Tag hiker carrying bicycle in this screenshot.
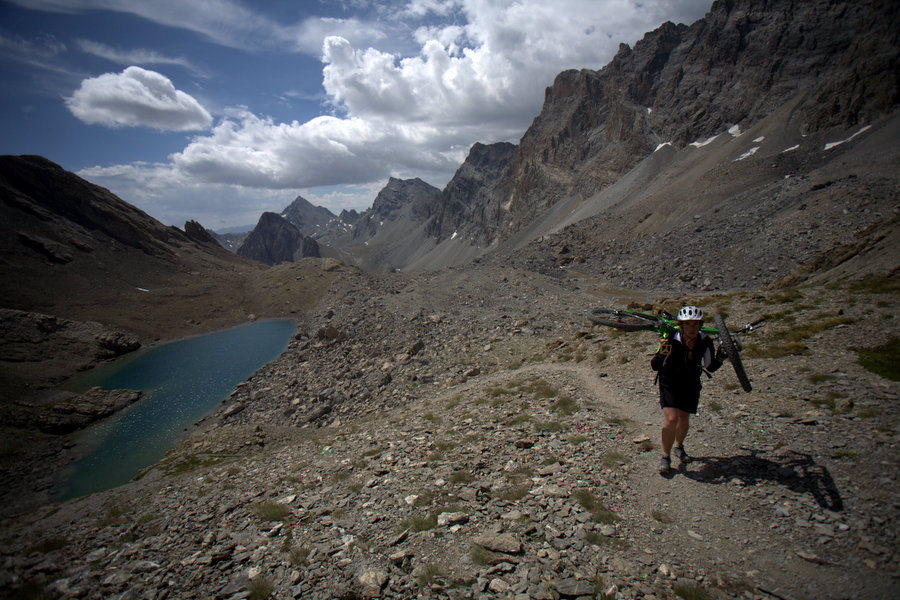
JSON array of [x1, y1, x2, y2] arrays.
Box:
[[651, 305, 727, 475]]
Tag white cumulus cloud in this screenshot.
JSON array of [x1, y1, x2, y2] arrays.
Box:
[[66, 66, 213, 131], [62, 0, 712, 226], [170, 109, 462, 189]]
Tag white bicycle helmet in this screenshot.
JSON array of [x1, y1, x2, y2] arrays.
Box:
[[677, 305, 703, 321]]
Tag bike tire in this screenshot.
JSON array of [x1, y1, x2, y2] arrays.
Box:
[[714, 314, 752, 392], [586, 308, 657, 332]]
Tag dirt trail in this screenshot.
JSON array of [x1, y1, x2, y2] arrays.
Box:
[[465, 360, 886, 599]]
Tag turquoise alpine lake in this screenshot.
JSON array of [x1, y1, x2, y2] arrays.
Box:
[[55, 319, 296, 501]]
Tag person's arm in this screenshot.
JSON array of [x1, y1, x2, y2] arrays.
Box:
[[706, 339, 725, 372], [651, 337, 671, 371]]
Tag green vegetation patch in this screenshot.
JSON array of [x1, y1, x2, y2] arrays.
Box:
[[398, 514, 437, 533], [572, 489, 620, 524], [551, 396, 579, 416], [744, 341, 808, 358], [248, 577, 274, 600], [673, 583, 713, 600], [773, 315, 855, 343], [422, 411, 442, 424], [534, 421, 566, 433], [159, 452, 235, 477], [499, 375, 559, 399], [807, 373, 836, 384], [847, 276, 900, 295], [470, 544, 504, 566], [450, 470, 474, 484], [397, 504, 465, 534], [857, 337, 900, 381], [585, 530, 628, 547], [494, 485, 531, 501], [28, 537, 69, 554], [416, 563, 447, 587], [505, 413, 532, 426], [250, 501, 291, 522], [601, 452, 629, 468]]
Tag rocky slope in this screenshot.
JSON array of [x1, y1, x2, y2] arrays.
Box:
[[2, 265, 896, 599], [489, 0, 899, 239], [492, 108, 900, 292]]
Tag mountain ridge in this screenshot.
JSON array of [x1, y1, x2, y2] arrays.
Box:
[[254, 0, 897, 278]]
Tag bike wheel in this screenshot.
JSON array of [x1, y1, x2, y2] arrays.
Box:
[[714, 314, 752, 392], [586, 308, 657, 331]]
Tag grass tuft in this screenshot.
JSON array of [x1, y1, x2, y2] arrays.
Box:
[[422, 411, 442, 424], [397, 513, 438, 533], [505, 413, 532, 426], [585, 530, 628, 547], [551, 396, 579, 416], [28, 537, 69, 554], [250, 501, 291, 522], [857, 337, 900, 381], [572, 489, 620, 524], [248, 577, 273, 600], [601, 452, 628, 468], [450, 470, 474, 484], [416, 563, 446, 587], [673, 583, 712, 600], [534, 421, 566, 433], [495, 484, 530, 501]]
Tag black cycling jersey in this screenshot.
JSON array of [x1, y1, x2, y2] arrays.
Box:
[[651, 331, 722, 413]]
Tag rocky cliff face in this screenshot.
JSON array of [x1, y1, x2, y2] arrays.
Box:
[[425, 142, 518, 245], [352, 177, 441, 240], [281, 195, 337, 236], [237, 212, 321, 266], [494, 0, 899, 236]]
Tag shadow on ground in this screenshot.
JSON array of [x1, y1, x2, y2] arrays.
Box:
[[681, 448, 844, 511]]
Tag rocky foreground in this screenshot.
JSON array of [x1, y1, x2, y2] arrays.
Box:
[[1, 265, 898, 599]]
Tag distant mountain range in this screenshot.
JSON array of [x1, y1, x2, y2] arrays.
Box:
[[232, 0, 898, 277]]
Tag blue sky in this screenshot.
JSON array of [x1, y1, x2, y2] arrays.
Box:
[[0, 0, 710, 231]]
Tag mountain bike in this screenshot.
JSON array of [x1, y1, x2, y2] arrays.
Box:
[[585, 307, 765, 392]]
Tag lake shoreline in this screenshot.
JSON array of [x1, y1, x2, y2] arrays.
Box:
[[0, 318, 298, 519]]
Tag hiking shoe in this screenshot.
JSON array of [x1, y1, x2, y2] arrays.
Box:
[[658, 456, 671, 474], [673, 446, 689, 463]]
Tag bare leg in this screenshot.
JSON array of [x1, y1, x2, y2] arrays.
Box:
[[662, 407, 691, 455], [675, 410, 690, 448], [661, 407, 679, 456]]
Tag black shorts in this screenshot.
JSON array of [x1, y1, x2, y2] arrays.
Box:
[[659, 385, 700, 414]]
